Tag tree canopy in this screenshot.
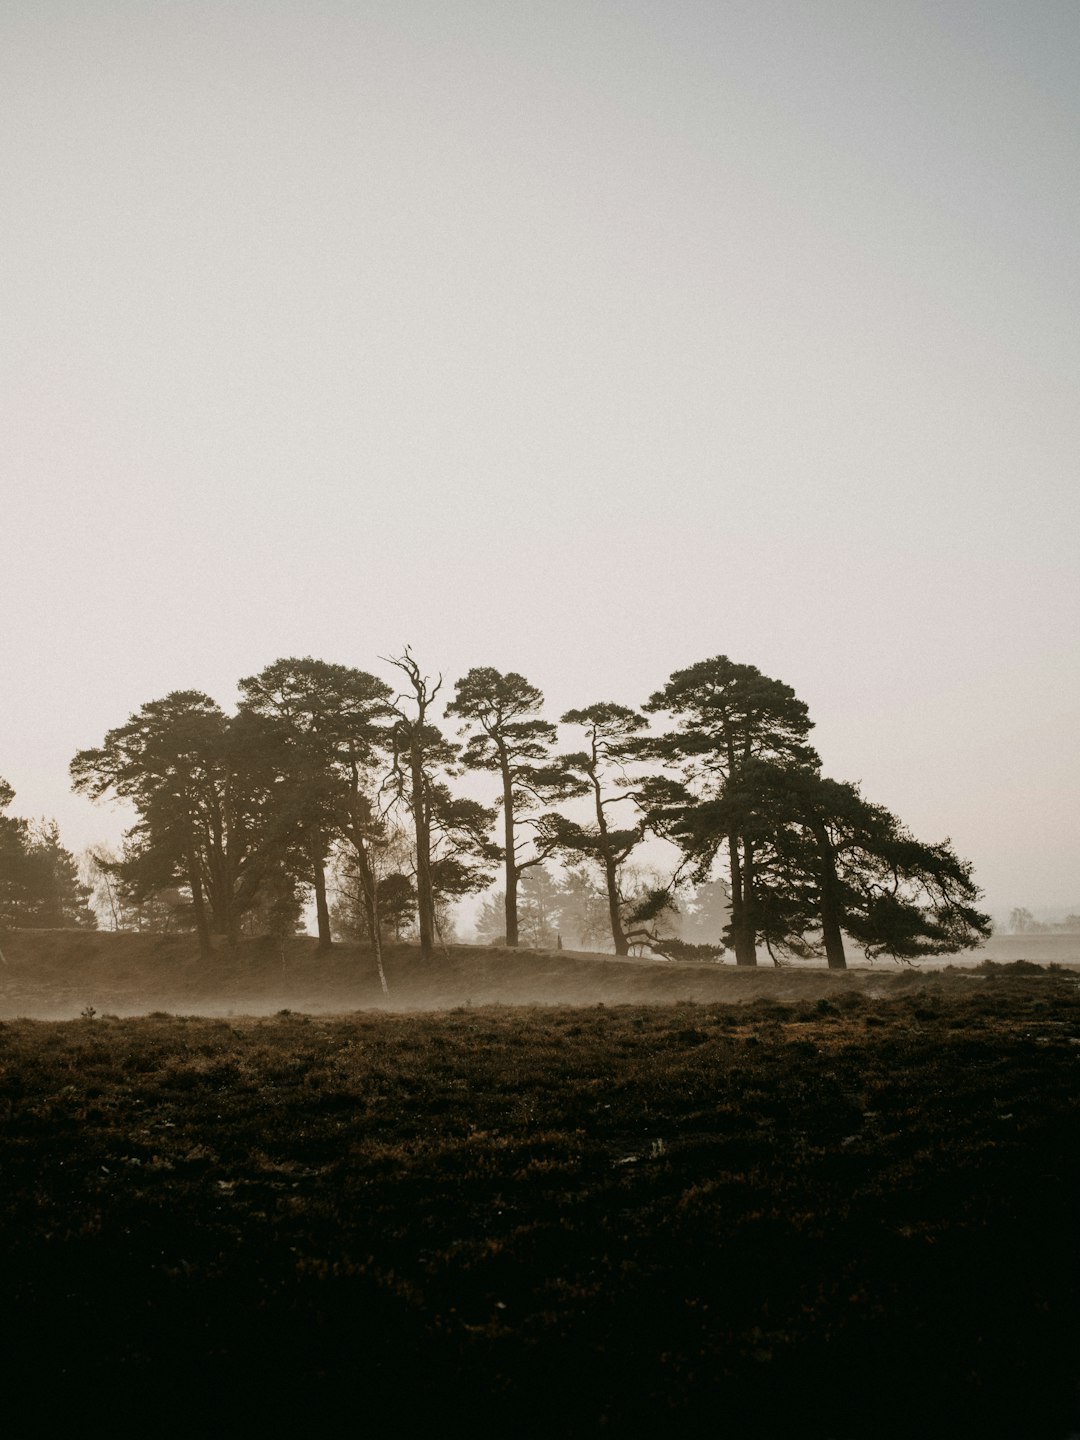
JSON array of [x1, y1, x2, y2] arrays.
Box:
[[237, 657, 394, 949], [0, 779, 95, 933], [56, 648, 990, 968], [642, 661, 989, 966], [447, 667, 584, 947]]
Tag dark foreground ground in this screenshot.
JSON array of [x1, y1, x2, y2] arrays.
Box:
[[1, 942, 1079, 1436]]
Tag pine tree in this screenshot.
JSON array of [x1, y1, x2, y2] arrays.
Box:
[[0, 781, 95, 931], [644, 657, 818, 965], [71, 692, 306, 953], [237, 657, 394, 951], [447, 668, 584, 947], [536, 704, 649, 956]]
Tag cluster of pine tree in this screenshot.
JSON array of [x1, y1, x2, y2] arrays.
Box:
[[0, 779, 95, 933], [67, 651, 991, 969]]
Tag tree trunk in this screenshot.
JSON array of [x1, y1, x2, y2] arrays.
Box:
[[411, 752, 436, 961], [344, 787, 389, 996], [367, 871, 389, 998], [502, 762, 519, 947], [348, 832, 389, 997], [732, 925, 757, 966], [810, 820, 847, 970], [206, 797, 232, 939], [311, 828, 332, 950], [504, 864, 519, 947], [728, 835, 757, 966], [604, 853, 629, 955], [187, 850, 212, 957], [352, 839, 378, 947], [591, 766, 628, 956]]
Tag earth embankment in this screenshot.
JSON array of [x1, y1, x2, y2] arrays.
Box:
[[1, 927, 1075, 1018]]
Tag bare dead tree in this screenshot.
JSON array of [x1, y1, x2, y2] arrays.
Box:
[[381, 647, 448, 964]]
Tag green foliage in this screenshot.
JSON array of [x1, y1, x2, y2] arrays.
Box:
[[740, 762, 992, 963], [643, 658, 989, 966], [0, 779, 29, 929], [237, 657, 396, 947], [60, 648, 989, 966], [475, 864, 583, 949], [84, 843, 198, 934], [0, 781, 94, 930], [237, 657, 394, 833], [20, 821, 97, 929], [534, 704, 650, 955], [645, 656, 818, 773], [447, 668, 551, 777], [448, 667, 586, 947], [331, 830, 417, 944], [70, 691, 312, 947]]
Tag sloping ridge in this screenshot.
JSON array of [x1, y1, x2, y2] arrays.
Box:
[[0, 927, 1074, 1018]]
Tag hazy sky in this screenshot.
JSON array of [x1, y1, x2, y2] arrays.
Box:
[[2, 0, 1077, 916]]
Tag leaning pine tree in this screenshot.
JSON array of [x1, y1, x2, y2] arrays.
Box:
[[643, 658, 991, 967], [740, 761, 992, 968], [644, 658, 818, 966]]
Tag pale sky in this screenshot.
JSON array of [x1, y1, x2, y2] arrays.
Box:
[[2, 0, 1077, 917]]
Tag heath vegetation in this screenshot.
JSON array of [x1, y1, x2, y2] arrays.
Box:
[[1, 952, 1078, 1436]]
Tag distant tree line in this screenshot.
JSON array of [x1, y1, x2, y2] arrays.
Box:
[[0, 778, 95, 938], [1007, 907, 1080, 936], [473, 863, 733, 955], [62, 651, 991, 970]]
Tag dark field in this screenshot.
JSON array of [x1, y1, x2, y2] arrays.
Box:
[[2, 942, 1079, 1436]]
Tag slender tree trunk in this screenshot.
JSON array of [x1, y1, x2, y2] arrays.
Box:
[[220, 851, 240, 946], [387, 653, 443, 965], [592, 767, 628, 956], [724, 732, 757, 966], [810, 820, 847, 969], [727, 832, 743, 950], [212, 790, 244, 947], [411, 753, 436, 962], [207, 799, 232, 939], [311, 827, 332, 950], [349, 834, 389, 997], [502, 761, 519, 947], [505, 861, 519, 948], [372, 927, 389, 997], [741, 842, 758, 965], [345, 788, 389, 996], [367, 870, 389, 998], [187, 849, 212, 957], [351, 838, 379, 948]]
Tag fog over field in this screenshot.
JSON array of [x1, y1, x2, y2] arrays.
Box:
[[0, 1, 1076, 928]]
